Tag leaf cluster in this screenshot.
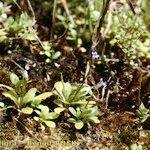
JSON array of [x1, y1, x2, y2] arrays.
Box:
[[0, 72, 100, 130]]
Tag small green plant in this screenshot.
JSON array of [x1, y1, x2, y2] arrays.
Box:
[[130, 143, 142, 150], [3, 13, 37, 41], [0, 72, 52, 114], [34, 105, 59, 128], [0, 2, 11, 42], [68, 105, 100, 129], [0, 2, 11, 22], [108, 2, 150, 59], [55, 0, 101, 50], [0, 101, 12, 110], [39, 41, 61, 63], [137, 103, 149, 122], [53, 81, 94, 109], [0, 2, 37, 43], [0, 101, 12, 122]]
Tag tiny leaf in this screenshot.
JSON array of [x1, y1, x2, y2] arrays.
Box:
[[46, 112, 59, 120], [21, 107, 33, 114], [44, 121, 56, 128], [32, 92, 53, 106], [38, 105, 49, 114], [0, 102, 4, 108], [67, 118, 76, 123], [75, 120, 84, 129], [69, 107, 77, 117], [23, 88, 37, 105], [10, 73, 20, 85], [2, 91, 19, 107], [89, 116, 100, 123], [53, 51, 61, 59], [33, 116, 39, 121], [0, 84, 15, 91], [54, 107, 65, 114], [53, 99, 63, 107]]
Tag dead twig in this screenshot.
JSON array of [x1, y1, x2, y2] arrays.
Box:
[[90, 0, 111, 54], [26, 0, 35, 20], [126, 0, 136, 15], [50, 0, 57, 40], [61, 0, 75, 27], [104, 1, 115, 36], [13, 0, 22, 10], [13, 117, 40, 142]]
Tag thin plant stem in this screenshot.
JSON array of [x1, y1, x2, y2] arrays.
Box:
[[26, 0, 35, 20], [50, 0, 57, 40]]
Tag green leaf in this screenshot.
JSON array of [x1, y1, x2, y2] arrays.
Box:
[[69, 107, 77, 117], [45, 51, 51, 57], [32, 92, 53, 106], [54, 81, 66, 101], [2, 91, 19, 107], [33, 116, 39, 121], [130, 143, 142, 150], [89, 116, 100, 123], [21, 107, 33, 114], [53, 51, 61, 59], [138, 103, 149, 115], [53, 99, 63, 107], [54, 107, 65, 114], [0, 29, 7, 36], [45, 112, 59, 120], [54, 81, 63, 91], [137, 103, 149, 122], [76, 107, 81, 118], [38, 105, 49, 114], [90, 106, 99, 115], [72, 85, 91, 102], [42, 41, 52, 51], [0, 102, 5, 108], [44, 120, 56, 128], [71, 101, 87, 105], [75, 120, 84, 129], [22, 88, 37, 105], [67, 118, 76, 123], [80, 85, 91, 95], [0, 84, 15, 91], [10, 73, 20, 85], [88, 101, 96, 105], [62, 82, 72, 100], [34, 110, 41, 116]]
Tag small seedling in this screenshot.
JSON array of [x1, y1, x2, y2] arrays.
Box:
[[68, 105, 100, 130], [130, 143, 142, 150], [39, 41, 61, 63], [137, 103, 149, 122], [34, 105, 59, 128]]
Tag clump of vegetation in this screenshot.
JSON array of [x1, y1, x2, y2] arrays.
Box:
[[0, 72, 99, 130], [137, 103, 149, 122], [39, 41, 61, 63], [68, 105, 99, 129], [106, 2, 150, 60], [53, 80, 99, 129], [53, 81, 93, 108], [0, 0, 150, 149], [0, 71, 52, 115], [34, 105, 59, 128]]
